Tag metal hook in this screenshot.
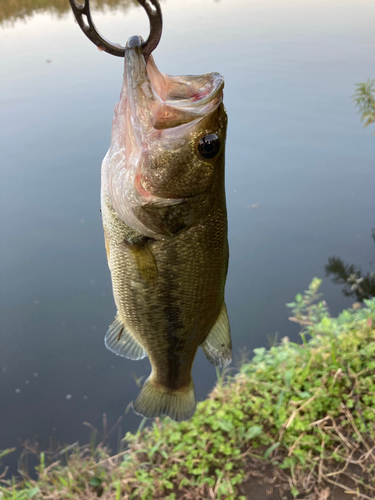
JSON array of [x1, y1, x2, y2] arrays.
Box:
[[68, 0, 162, 61]]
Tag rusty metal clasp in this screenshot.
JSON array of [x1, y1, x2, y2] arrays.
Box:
[[68, 0, 162, 61]]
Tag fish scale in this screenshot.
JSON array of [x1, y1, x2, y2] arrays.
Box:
[[101, 37, 232, 421], [104, 197, 228, 383]]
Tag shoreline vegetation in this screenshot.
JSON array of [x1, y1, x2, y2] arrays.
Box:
[[1, 279, 375, 499]]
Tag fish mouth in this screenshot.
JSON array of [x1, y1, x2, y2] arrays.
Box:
[[102, 37, 226, 239], [125, 36, 224, 132]]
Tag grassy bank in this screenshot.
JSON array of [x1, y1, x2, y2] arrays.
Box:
[[1, 279, 375, 500]]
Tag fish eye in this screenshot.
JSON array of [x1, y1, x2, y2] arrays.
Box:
[[197, 133, 220, 159]]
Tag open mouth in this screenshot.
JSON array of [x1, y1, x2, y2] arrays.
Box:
[[103, 38, 226, 238], [142, 54, 224, 130], [147, 56, 224, 107], [123, 37, 224, 134]]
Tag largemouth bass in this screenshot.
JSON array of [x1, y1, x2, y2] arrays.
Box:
[[101, 36, 231, 421]]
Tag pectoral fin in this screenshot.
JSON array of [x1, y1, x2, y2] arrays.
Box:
[[124, 237, 158, 283], [104, 232, 111, 269], [201, 303, 232, 368], [105, 314, 147, 360]]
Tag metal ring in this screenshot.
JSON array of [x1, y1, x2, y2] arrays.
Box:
[[68, 0, 162, 61]]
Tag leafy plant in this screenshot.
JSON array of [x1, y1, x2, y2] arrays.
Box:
[[353, 78, 375, 132], [1, 281, 375, 499]]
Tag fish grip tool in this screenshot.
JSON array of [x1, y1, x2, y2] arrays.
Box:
[[68, 0, 162, 62]]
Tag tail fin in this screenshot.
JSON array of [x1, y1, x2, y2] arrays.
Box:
[[132, 377, 196, 422]]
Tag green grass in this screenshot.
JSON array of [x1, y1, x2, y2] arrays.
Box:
[[1, 279, 375, 499]]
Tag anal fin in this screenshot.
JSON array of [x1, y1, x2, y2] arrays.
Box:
[[201, 302, 232, 368], [105, 314, 147, 360]]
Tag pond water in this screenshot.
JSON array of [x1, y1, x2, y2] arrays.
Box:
[[0, 0, 374, 475]]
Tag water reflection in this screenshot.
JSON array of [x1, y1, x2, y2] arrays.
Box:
[[325, 229, 375, 302], [326, 82, 375, 302], [0, 0, 137, 24]]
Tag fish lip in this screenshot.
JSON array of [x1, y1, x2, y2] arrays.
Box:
[[160, 73, 224, 109], [124, 37, 224, 131]]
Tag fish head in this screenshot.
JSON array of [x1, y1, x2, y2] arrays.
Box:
[[102, 36, 227, 237]]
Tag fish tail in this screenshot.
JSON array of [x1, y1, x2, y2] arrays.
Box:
[[132, 377, 196, 422]]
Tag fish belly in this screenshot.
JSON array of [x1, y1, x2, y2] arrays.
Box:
[[102, 192, 228, 419], [103, 193, 227, 368]]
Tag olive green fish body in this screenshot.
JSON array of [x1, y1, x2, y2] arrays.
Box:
[[101, 36, 231, 421]]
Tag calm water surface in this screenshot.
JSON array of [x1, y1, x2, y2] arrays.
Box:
[[1, 0, 374, 474]]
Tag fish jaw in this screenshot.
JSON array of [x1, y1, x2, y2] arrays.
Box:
[[101, 36, 227, 239]]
